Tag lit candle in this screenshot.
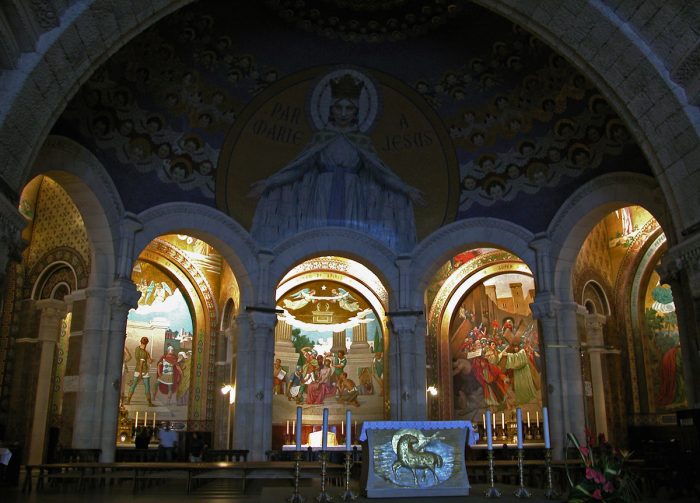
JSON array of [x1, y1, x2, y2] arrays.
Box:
[[527, 411, 531, 429], [486, 409, 493, 450], [501, 412, 505, 430], [536, 411, 540, 428], [345, 409, 352, 451], [135, 411, 139, 426], [492, 413, 496, 431], [322, 408, 329, 450], [516, 408, 523, 448], [144, 411, 148, 428], [295, 406, 302, 451], [482, 413, 486, 427], [543, 406, 551, 449], [354, 420, 357, 437], [152, 413, 156, 428], [286, 420, 289, 435], [341, 420, 344, 435]]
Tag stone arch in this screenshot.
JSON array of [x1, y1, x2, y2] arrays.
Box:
[[27, 247, 88, 299], [549, 172, 669, 303], [581, 280, 611, 316], [30, 136, 123, 288], [411, 218, 536, 310], [134, 202, 257, 308], [0, 0, 195, 191], [476, 0, 700, 237], [269, 228, 399, 311]]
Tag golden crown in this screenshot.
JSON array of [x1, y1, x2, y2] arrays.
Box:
[[330, 74, 364, 100]]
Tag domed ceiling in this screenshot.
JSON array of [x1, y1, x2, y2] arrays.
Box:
[[52, 0, 650, 240]]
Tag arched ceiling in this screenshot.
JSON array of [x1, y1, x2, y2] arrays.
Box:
[[49, 0, 652, 238]]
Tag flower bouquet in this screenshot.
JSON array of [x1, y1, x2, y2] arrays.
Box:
[[566, 430, 640, 502]]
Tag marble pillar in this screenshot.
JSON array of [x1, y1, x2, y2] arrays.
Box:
[[585, 312, 609, 440], [232, 310, 277, 460], [99, 280, 140, 462], [531, 295, 586, 459], [28, 299, 66, 464], [387, 313, 426, 421], [350, 322, 370, 350], [331, 330, 347, 353], [72, 287, 110, 449]]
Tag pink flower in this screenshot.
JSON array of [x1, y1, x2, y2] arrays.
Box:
[[585, 467, 597, 480], [579, 446, 589, 456], [592, 489, 603, 500], [594, 471, 606, 484], [603, 481, 615, 493]]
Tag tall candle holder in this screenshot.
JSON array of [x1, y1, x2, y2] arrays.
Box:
[[288, 450, 306, 503], [500, 425, 507, 440], [316, 451, 332, 502], [513, 448, 531, 498], [340, 450, 357, 501], [484, 449, 501, 498], [543, 448, 558, 499]]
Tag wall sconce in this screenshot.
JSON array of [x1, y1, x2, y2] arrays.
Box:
[[427, 385, 438, 396], [221, 384, 236, 404]]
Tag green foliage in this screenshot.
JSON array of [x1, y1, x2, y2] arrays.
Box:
[[372, 326, 382, 353], [566, 431, 639, 502], [643, 308, 663, 335]]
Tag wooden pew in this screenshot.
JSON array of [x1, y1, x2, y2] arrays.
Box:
[[23, 460, 346, 495]]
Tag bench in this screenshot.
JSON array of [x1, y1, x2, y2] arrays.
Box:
[[23, 460, 345, 495]]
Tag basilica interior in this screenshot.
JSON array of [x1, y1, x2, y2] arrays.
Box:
[[0, 1, 699, 496]]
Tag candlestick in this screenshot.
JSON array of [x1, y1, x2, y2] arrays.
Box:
[[482, 413, 486, 428], [536, 411, 540, 428], [287, 420, 290, 436], [516, 408, 523, 448], [144, 411, 148, 428], [543, 406, 551, 449], [486, 409, 493, 450], [345, 409, 352, 451], [341, 420, 344, 435], [527, 411, 530, 429], [152, 412, 156, 428], [492, 413, 496, 432], [135, 411, 139, 427], [295, 406, 302, 451], [322, 408, 329, 450]]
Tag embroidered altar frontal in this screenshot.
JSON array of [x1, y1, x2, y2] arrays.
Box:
[[360, 421, 476, 498]]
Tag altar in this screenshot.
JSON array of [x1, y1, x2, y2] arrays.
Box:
[[359, 420, 478, 498]]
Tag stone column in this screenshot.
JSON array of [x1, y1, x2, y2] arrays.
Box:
[[387, 313, 425, 420], [231, 310, 277, 460], [99, 280, 140, 462], [659, 237, 700, 408], [331, 330, 347, 353], [350, 323, 370, 350], [71, 287, 109, 449], [231, 312, 252, 452], [27, 299, 66, 465], [273, 319, 298, 379], [530, 295, 586, 459], [585, 312, 609, 440]]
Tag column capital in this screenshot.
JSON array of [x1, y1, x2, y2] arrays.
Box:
[[247, 309, 278, 334], [387, 311, 421, 337], [35, 298, 67, 320], [108, 278, 141, 313], [659, 232, 700, 297]]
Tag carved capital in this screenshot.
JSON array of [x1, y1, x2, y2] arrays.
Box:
[[661, 232, 700, 297], [108, 279, 141, 315]]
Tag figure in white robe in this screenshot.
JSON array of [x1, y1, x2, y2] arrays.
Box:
[[249, 69, 422, 251]]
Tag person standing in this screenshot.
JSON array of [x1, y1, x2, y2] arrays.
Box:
[[126, 337, 153, 406], [158, 421, 178, 461]]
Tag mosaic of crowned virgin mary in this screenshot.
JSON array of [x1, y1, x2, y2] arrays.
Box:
[[249, 68, 423, 251]]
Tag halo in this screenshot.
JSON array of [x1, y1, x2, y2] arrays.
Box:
[[309, 68, 380, 133]]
